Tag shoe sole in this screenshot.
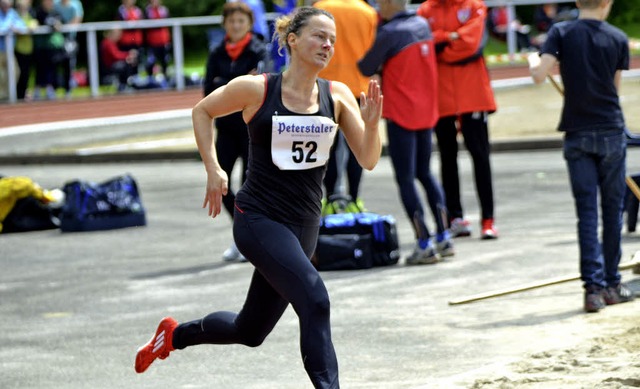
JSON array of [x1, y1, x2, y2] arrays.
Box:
[[406, 257, 439, 265], [222, 253, 243, 261], [604, 296, 635, 305], [223, 254, 248, 262], [438, 248, 455, 257], [135, 336, 156, 373]]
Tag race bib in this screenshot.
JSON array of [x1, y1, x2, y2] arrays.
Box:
[[271, 115, 338, 170]]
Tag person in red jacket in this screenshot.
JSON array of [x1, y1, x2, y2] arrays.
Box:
[[100, 28, 138, 91], [144, 0, 171, 80], [417, 0, 498, 239], [358, 0, 454, 265], [116, 0, 143, 76]]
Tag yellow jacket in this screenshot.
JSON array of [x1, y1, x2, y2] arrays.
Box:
[[0, 177, 52, 233]]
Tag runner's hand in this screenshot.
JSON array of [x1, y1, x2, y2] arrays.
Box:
[[203, 169, 228, 218], [359, 80, 383, 130]]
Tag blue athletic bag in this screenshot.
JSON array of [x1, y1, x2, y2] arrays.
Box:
[[313, 212, 400, 270], [60, 174, 147, 232]]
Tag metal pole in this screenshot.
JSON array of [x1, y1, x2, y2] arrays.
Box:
[[448, 260, 640, 305], [87, 29, 100, 98], [506, 4, 517, 63], [5, 33, 17, 103], [172, 25, 185, 91]]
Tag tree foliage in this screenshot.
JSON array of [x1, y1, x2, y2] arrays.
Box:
[[609, 1, 640, 25]]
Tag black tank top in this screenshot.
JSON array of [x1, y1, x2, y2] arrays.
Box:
[[235, 73, 337, 226]]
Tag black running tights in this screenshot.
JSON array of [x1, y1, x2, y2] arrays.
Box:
[[172, 209, 339, 389]]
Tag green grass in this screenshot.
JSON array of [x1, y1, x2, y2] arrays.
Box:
[[184, 54, 208, 77], [484, 38, 509, 57]]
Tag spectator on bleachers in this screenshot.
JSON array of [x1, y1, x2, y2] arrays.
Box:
[[116, 0, 143, 75], [534, 3, 557, 33], [532, 3, 578, 47], [144, 0, 170, 82], [202, 1, 267, 262], [0, 0, 27, 100], [53, 0, 80, 98], [33, 0, 64, 100], [487, 5, 536, 52], [100, 27, 138, 92], [14, 0, 36, 100], [54, 0, 82, 22], [232, 0, 269, 41]]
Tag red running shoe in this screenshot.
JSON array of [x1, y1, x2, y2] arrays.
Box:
[[481, 218, 498, 240], [135, 317, 178, 373]]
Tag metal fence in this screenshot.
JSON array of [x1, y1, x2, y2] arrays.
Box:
[[1, 0, 574, 104]]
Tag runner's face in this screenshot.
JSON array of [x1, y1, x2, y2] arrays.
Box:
[[289, 15, 336, 69], [224, 11, 252, 43]]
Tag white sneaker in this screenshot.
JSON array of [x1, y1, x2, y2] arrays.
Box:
[[405, 244, 439, 265], [222, 243, 246, 262], [450, 218, 472, 238]]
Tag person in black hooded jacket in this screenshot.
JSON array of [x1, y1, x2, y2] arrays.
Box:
[[203, 1, 267, 262]]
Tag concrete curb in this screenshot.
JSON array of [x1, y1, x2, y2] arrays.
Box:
[[7, 69, 640, 166], [0, 137, 564, 165]]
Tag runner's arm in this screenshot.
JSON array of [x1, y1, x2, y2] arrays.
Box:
[[335, 80, 383, 171], [192, 75, 263, 218]]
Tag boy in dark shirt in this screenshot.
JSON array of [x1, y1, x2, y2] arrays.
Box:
[[528, 0, 635, 313]]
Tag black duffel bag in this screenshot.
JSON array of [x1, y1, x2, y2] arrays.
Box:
[[313, 212, 400, 271]]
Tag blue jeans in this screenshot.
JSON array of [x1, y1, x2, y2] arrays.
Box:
[[563, 129, 626, 288], [386, 120, 447, 239]]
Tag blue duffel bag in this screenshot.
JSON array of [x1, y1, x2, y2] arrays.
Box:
[[313, 212, 400, 271], [60, 174, 147, 232]]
